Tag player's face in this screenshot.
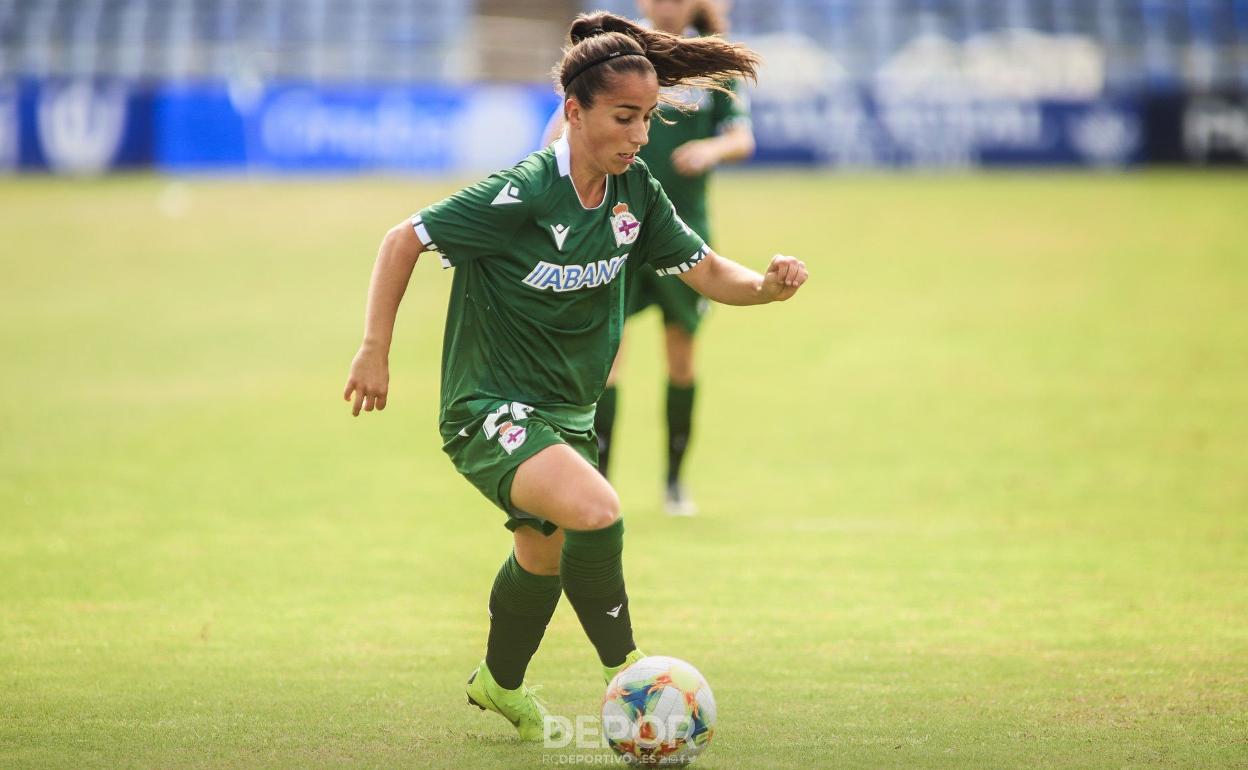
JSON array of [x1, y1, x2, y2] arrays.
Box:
[[575, 70, 659, 176], [640, 0, 697, 34]]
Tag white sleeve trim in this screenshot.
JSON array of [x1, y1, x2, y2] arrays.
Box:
[[410, 214, 438, 252], [655, 245, 708, 276], [411, 214, 454, 269]]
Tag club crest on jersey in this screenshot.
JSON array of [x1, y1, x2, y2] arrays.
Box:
[[610, 202, 641, 246]]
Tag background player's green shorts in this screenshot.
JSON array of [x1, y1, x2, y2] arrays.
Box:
[[440, 400, 597, 536], [627, 216, 713, 334], [627, 268, 711, 335]]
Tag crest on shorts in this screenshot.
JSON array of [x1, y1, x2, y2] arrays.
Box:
[[497, 421, 527, 454], [482, 402, 534, 456], [610, 202, 641, 246]]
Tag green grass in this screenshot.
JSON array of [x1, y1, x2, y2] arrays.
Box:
[[1, 171, 1245, 769]]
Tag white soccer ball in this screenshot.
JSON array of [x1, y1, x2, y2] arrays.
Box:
[[601, 656, 717, 766]]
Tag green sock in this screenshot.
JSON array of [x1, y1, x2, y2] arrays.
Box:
[[561, 519, 635, 667], [485, 552, 562, 690], [666, 381, 695, 484], [594, 386, 618, 478]]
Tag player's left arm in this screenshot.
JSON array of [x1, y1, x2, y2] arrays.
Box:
[[671, 124, 755, 177], [672, 80, 755, 176], [678, 249, 807, 306]]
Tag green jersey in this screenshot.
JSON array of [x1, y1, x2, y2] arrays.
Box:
[[640, 79, 750, 242], [414, 134, 708, 431]]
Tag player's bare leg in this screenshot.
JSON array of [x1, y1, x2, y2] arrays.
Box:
[[665, 325, 695, 387], [663, 324, 698, 516], [513, 526, 563, 576]]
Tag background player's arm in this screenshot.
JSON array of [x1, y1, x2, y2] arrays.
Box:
[[343, 221, 427, 416], [679, 249, 807, 305], [542, 109, 565, 146], [671, 123, 755, 176]]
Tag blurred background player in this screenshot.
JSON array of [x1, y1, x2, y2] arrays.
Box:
[[548, 0, 755, 516]]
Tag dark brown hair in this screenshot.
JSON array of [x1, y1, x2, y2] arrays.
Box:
[[555, 11, 759, 108], [690, 0, 728, 36]]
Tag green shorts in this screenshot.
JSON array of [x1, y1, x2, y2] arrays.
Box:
[[440, 400, 597, 535], [627, 257, 711, 334]]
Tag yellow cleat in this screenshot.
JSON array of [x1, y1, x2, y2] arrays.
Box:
[[465, 660, 561, 743]]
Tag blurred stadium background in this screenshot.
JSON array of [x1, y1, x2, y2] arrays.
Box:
[[3, 0, 1247, 173], [2, 2, 1246, 768]]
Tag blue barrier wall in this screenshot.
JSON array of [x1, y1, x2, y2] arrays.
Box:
[[2, 77, 1243, 174], [2, 78, 561, 175], [3, 79, 155, 173], [155, 82, 561, 173], [750, 88, 1147, 167]]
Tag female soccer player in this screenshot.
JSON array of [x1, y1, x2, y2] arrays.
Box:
[[343, 12, 806, 742], [596, 0, 756, 516]]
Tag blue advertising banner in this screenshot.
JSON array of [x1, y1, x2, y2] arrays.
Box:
[[0, 80, 17, 172], [8, 78, 154, 173], [1144, 91, 1248, 165], [155, 82, 561, 173], [0, 77, 1206, 174], [750, 84, 1145, 168], [5, 78, 561, 175]]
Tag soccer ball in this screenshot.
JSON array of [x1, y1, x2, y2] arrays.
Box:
[[601, 656, 716, 766]]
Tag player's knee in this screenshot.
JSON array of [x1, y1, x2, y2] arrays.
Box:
[[669, 365, 695, 387], [572, 491, 620, 531]]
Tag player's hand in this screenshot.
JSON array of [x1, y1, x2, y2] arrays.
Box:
[[343, 345, 389, 416], [759, 254, 808, 303], [671, 140, 718, 176]]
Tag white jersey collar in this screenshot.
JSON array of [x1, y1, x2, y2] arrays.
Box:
[[554, 131, 571, 177], [555, 129, 610, 211]]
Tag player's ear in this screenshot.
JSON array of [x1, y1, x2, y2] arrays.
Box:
[[564, 97, 583, 129]]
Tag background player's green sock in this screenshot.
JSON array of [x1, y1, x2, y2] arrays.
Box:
[[594, 385, 618, 477], [561, 519, 635, 667], [485, 551, 562, 690], [666, 381, 696, 484]]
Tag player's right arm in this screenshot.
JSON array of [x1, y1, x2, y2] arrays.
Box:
[[343, 220, 426, 417]]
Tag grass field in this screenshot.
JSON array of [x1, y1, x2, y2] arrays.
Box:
[[1, 171, 1245, 769]]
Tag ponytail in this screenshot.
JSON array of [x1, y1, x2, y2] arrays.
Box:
[[555, 11, 758, 107]]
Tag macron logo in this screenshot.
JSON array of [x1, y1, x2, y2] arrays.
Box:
[[550, 224, 570, 251], [606, 603, 623, 618], [492, 183, 522, 206]]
